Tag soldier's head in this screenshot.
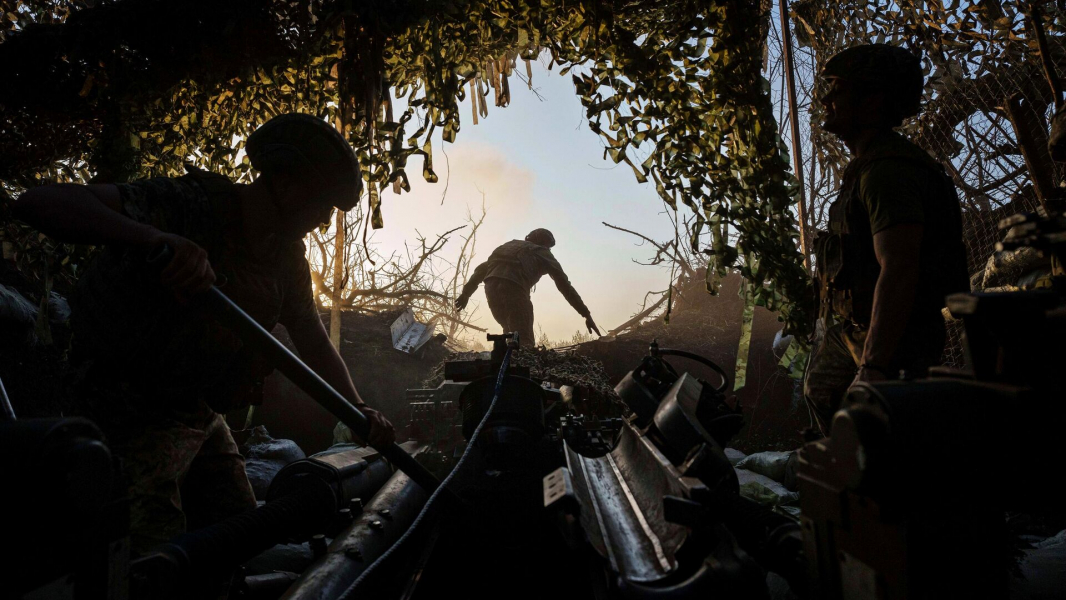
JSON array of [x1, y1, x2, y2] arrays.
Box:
[[820, 44, 924, 139], [525, 228, 556, 248], [247, 113, 361, 237]]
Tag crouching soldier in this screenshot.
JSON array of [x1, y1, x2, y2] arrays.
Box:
[[14, 114, 395, 554]]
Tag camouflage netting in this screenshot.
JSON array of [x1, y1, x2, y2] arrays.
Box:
[[778, 0, 1066, 366], [423, 348, 621, 405]]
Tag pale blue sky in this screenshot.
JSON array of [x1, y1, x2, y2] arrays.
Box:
[[370, 59, 678, 343]]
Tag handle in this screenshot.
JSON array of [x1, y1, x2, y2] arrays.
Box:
[[147, 243, 443, 494]]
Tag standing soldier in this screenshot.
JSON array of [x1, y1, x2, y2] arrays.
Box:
[[805, 44, 970, 435], [455, 228, 600, 346], [13, 113, 396, 554]]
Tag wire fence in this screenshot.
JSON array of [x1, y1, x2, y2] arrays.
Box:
[[767, 0, 1064, 366]]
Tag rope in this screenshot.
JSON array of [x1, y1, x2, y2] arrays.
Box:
[[339, 342, 515, 598]]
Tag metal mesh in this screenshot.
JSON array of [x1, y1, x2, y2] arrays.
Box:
[[767, 0, 1063, 367]]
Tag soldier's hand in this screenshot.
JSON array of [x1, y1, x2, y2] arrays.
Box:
[[585, 316, 602, 336], [360, 405, 396, 447], [152, 232, 216, 296], [454, 295, 469, 311]]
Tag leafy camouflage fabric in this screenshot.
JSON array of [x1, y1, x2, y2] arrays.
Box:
[[460, 239, 590, 318]]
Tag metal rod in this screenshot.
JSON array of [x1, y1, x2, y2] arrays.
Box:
[[1027, 1, 1063, 111], [0, 374, 15, 421], [201, 286, 443, 495], [778, 0, 811, 272]]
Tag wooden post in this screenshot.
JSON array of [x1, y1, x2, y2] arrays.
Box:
[[329, 209, 345, 349], [778, 0, 811, 271]]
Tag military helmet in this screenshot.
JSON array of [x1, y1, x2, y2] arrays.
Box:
[[246, 113, 362, 211], [525, 228, 556, 248], [822, 44, 924, 123]]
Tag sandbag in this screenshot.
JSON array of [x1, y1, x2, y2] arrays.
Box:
[[736, 451, 794, 483], [724, 447, 747, 466], [1012, 529, 1066, 600], [240, 426, 306, 500], [736, 468, 799, 507]]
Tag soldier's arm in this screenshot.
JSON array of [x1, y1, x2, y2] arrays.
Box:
[[14, 183, 214, 294], [541, 250, 591, 318], [540, 250, 601, 334], [456, 261, 490, 309], [287, 318, 396, 446], [860, 224, 923, 379], [14, 184, 158, 246]]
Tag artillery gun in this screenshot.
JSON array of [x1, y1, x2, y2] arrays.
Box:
[[3, 329, 807, 599], [9, 208, 1063, 598]]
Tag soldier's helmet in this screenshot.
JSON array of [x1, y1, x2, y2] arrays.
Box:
[[525, 228, 556, 248], [246, 113, 362, 211], [822, 44, 924, 125]]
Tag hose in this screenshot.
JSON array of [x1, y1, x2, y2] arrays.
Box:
[[338, 341, 516, 599]]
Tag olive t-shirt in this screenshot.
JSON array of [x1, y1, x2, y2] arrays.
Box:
[[71, 168, 320, 411], [829, 131, 969, 325]]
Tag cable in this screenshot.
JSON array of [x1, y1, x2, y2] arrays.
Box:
[[339, 342, 515, 599]]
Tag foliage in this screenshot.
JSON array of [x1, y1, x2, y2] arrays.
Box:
[[1, 0, 813, 336]]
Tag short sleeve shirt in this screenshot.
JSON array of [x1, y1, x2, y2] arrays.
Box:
[[827, 131, 968, 324], [857, 158, 936, 235], [71, 168, 320, 409]]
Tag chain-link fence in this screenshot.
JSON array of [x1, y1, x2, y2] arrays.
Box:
[[768, 0, 1063, 367]]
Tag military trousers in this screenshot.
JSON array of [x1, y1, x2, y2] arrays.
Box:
[[803, 318, 945, 436], [484, 277, 536, 348], [78, 383, 258, 555]]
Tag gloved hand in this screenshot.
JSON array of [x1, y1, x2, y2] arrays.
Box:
[[585, 316, 602, 336], [455, 295, 469, 311]]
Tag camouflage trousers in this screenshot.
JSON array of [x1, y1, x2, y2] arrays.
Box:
[[803, 319, 945, 436], [78, 383, 257, 555], [484, 278, 536, 348]]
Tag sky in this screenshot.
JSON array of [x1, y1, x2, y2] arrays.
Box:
[[366, 59, 679, 344]]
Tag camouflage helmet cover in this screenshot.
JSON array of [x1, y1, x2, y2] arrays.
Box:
[[525, 228, 556, 248], [822, 44, 924, 122], [246, 113, 362, 211]]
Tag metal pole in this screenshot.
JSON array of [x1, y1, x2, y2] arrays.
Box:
[[0, 374, 15, 421], [201, 287, 444, 496], [778, 0, 811, 272]]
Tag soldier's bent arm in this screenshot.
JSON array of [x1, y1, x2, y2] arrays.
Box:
[[862, 224, 923, 372], [15, 183, 216, 294], [281, 256, 395, 446], [287, 317, 396, 447], [14, 184, 159, 247]]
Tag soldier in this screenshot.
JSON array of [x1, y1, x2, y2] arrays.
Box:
[[13, 113, 396, 554], [805, 44, 970, 435], [454, 228, 600, 346]]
